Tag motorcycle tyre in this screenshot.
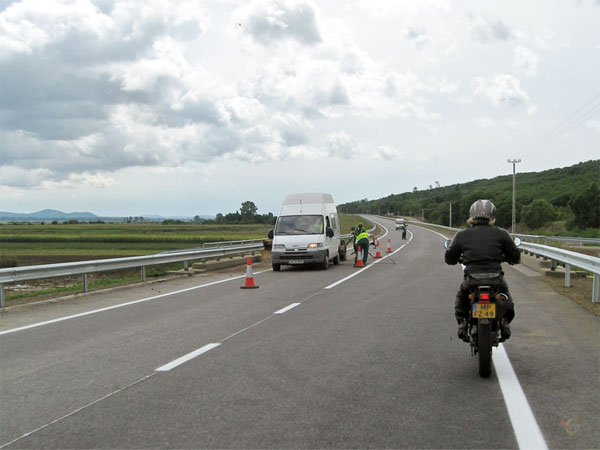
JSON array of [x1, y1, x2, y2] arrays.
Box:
[[477, 320, 492, 378]]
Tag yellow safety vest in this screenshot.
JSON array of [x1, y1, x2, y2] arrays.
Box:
[[356, 231, 369, 241]]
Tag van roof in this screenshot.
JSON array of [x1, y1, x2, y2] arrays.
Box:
[[282, 193, 334, 205]]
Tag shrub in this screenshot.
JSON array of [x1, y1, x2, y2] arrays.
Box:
[[522, 199, 557, 229]]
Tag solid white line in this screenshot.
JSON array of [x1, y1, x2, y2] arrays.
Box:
[[0, 271, 273, 336], [155, 343, 221, 372], [494, 345, 548, 450], [274, 303, 301, 314]]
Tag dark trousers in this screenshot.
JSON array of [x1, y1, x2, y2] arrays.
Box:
[[455, 277, 515, 324], [355, 238, 370, 264]]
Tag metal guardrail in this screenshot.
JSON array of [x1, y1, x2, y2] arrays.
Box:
[[512, 234, 600, 246], [0, 240, 265, 307], [406, 220, 600, 303]]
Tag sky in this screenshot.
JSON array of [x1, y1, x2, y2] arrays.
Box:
[[1, 0, 599, 217]]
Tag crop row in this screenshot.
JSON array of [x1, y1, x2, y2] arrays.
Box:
[[0, 234, 262, 244]]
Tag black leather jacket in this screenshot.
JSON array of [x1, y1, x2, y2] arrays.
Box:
[[445, 223, 520, 274]]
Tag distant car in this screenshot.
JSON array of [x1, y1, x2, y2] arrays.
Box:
[[395, 218, 406, 230]]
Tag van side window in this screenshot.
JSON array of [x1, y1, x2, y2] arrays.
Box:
[[331, 215, 337, 231], [325, 216, 331, 232]]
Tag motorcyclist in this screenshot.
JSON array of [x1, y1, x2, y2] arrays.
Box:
[[444, 199, 520, 342]]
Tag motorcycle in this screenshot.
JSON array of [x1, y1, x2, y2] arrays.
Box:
[[444, 237, 521, 378]]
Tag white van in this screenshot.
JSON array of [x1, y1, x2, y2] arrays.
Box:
[[395, 218, 406, 230], [268, 193, 346, 271]]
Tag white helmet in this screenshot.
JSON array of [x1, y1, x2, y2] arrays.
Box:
[[469, 199, 496, 221]]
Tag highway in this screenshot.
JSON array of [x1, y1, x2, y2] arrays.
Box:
[[1, 216, 598, 449]]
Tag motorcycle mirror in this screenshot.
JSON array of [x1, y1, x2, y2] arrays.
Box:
[[444, 239, 452, 249], [513, 237, 521, 247]]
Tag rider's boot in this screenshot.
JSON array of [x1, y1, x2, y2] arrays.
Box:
[[500, 318, 511, 342], [457, 320, 468, 342]]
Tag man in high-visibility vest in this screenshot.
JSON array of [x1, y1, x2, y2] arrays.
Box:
[[352, 222, 375, 265]]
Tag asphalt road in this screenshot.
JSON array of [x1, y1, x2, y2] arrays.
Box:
[[1, 216, 598, 449]]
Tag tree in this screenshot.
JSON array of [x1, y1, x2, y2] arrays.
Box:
[[521, 199, 556, 229], [569, 183, 600, 229], [240, 201, 258, 222]]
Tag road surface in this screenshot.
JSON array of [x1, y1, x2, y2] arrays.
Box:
[[1, 216, 598, 448]]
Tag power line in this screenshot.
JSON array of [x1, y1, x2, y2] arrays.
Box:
[[522, 92, 600, 156]]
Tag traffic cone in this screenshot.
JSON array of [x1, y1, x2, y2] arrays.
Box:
[[354, 244, 365, 267], [240, 257, 259, 289], [374, 240, 382, 258], [386, 239, 393, 253]]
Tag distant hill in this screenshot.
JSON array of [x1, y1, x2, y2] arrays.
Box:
[[339, 159, 599, 230], [0, 209, 101, 221], [0, 210, 204, 222]]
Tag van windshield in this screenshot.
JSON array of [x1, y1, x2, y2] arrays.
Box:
[[275, 215, 324, 235]]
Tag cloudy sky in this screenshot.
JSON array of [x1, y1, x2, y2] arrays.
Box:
[[1, 0, 599, 217]]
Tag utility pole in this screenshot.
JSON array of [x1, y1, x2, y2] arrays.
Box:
[[449, 202, 453, 228], [507, 158, 521, 233]]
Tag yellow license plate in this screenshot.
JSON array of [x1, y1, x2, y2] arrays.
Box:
[[472, 303, 496, 318]]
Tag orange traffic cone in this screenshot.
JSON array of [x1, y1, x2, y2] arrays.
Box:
[[386, 239, 392, 253], [354, 244, 365, 267], [374, 240, 382, 258], [240, 257, 259, 289]]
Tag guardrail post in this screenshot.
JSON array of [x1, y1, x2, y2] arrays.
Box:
[[565, 264, 571, 288], [141, 267, 146, 282], [593, 275, 599, 303], [0, 284, 4, 308], [550, 260, 557, 271], [82, 274, 88, 293], [184, 261, 189, 271]]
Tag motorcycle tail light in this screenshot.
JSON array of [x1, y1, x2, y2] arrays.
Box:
[[479, 293, 490, 300], [468, 294, 474, 300], [495, 293, 501, 300]]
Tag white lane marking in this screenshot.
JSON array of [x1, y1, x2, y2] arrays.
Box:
[[155, 343, 221, 372], [494, 345, 548, 450], [325, 229, 411, 290], [274, 303, 301, 314], [0, 270, 271, 336]]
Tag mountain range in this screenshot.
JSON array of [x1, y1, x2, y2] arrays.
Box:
[[0, 209, 200, 222]]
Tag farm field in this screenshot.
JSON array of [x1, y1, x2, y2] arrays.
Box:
[[1, 215, 366, 264], [0, 215, 367, 305], [0, 223, 273, 264]]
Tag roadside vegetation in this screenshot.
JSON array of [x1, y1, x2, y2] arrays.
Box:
[[339, 159, 599, 237]]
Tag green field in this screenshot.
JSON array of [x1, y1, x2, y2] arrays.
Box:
[[0, 215, 367, 264]]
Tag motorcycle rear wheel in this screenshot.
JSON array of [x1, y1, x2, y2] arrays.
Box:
[[477, 320, 492, 378]]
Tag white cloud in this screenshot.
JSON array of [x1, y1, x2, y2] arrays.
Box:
[[42, 172, 117, 189], [0, 0, 598, 215], [473, 73, 530, 107], [586, 120, 600, 134], [513, 45, 540, 77], [476, 117, 496, 128], [237, 0, 321, 47], [467, 14, 512, 43]]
